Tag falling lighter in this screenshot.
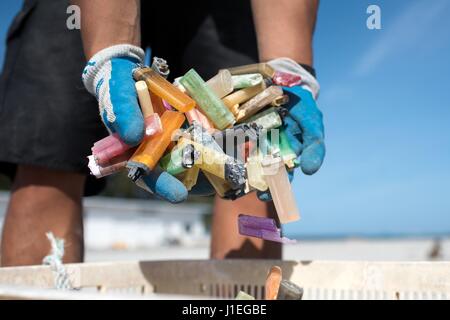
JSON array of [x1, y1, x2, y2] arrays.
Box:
[[133, 67, 195, 113], [277, 280, 304, 300], [127, 111, 186, 181], [237, 214, 296, 244], [260, 155, 300, 224], [180, 69, 236, 130], [265, 266, 283, 300]]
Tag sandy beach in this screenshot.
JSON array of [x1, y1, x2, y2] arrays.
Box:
[[85, 237, 450, 262]]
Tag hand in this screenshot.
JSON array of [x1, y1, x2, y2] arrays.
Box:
[[282, 85, 325, 174], [83, 44, 188, 203], [258, 58, 325, 201], [83, 44, 145, 146]]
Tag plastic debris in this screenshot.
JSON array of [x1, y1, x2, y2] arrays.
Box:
[[238, 214, 296, 244], [235, 291, 256, 300]]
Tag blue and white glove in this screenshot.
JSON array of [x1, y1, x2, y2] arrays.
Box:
[[258, 58, 326, 201], [83, 44, 146, 146], [83, 44, 188, 203]]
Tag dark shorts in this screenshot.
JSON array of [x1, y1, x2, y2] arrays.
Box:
[[0, 0, 258, 196]]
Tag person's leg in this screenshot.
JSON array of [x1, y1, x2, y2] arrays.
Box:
[[1, 165, 85, 267], [210, 192, 281, 259]]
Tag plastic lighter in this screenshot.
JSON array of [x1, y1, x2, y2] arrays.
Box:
[[151, 57, 170, 78], [231, 73, 263, 89], [179, 138, 246, 189], [246, 107, 283, 131], [149, 92, 167, 116], [246, 155, 268, 191], [227, 63, 276, 78], [277, 280, 304, 300], [235, 291, 255, 300], [91, 133, 132, 166], [127, 111, 186, 181], [271, 94, 289, 107], [265, 266, 283, 300], [159, 138, 198, 176], [185, 124, 235, 196], [236, 86, 284, 122], [260, 155, 300, 224], [88, 148, 136, 178], [180, 69, 236, 130], [206, 69, 234, 98], [88, 157, 127, 178], [133, 67, 195, 113], [267, 129, 298, 168], [213, 123, 260, 164], [222, 79, 271, 113], [185, 109, 215, 131], [203, 172, 231, 198], [135, 81, 163, 136], [238, 214, 296, 243], [272, 71, 302, 87], [182, 166, 200, 191], [159, 145, 186, 176]]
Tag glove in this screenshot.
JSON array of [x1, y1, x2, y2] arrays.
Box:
[[83, 44, 187, 203], [258, 58, 326, 201], [83, 44, 145, 146]]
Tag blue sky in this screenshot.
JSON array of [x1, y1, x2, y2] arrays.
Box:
[[1, 0, 449, 237]]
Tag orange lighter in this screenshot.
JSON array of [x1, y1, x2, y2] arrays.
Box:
[[127, 111, 186, 181]]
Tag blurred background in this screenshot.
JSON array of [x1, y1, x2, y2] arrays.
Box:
[[0, 0, 449, 261]]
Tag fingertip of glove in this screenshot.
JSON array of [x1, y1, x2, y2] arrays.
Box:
[[257, 190, 272, 202], [143, 171, 188, 204], [155, 173, 188, 204], [300, 142, 326, 175], [116, 117, 145, 146]]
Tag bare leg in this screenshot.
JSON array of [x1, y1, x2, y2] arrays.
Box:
[[210, 192, 281, 259], [1, 165, 85, 267]]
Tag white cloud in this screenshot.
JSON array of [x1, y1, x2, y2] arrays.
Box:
[[355, 0, 450, 76]]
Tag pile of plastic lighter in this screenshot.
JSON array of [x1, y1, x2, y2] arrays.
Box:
[[88, 57, 301, 244]]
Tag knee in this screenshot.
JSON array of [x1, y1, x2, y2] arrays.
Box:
[[12, 165, 86, 201]]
